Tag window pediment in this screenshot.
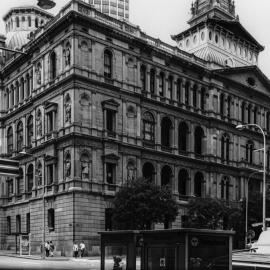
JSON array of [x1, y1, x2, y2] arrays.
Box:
[[102, 99, 119, 111]]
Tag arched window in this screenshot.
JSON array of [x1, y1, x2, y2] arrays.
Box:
[[185, 81, 189, 105], [81, 152, 90, 180], [200, 87, 205, 111], [168, 75, 173, 100], [221, 176, 230, 200], [27, 116, 33, 147], [241, 102, 246, 123], [35, 17, 39, 28], [140, 64, 146, 91], [178, 169, 188, 196], [16, 121, 23, 152], [178, 122, 188, 152], [20, 78, 25, 101], [150, 69, 155, 94], [221, 133, 230, 162], [247, 104, 252, 124], [50, 51, 57, 80], [143, 112, 155, 143], [254, 106, 258, 124], [7, 126, 13, 154], [6, 88, 9, 110], [27, 164, 34, 193], [159, 72, 165, 97], [227, 96, 231, 118], [161, 165, 172, 187], [15, 81, 19, 105], [193, 84, 198, 108], [142, 162, 155, 182], [16, 168, 23, 196], [16, 17, 19, 28], [161, 117, 173, 149], [246, 141, 254, 164], [194, 172, 204, 197], [176, 79, 182, 103], [220, 93, 224, 116], [194, 126, 204, 155], [26, 74, 30, 97], [11, 85, 14, 107], [104, 49, 113, 79]]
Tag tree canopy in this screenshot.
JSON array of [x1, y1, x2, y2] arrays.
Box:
[[112, 178, 178, 230]]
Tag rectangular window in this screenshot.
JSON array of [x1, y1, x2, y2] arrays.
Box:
[[106, 163, 115, 185], [26, 213, 30, 234], [7, 216, 11, 234], [16, 215, 21, 233], [47, 112, 53, 133], [47, 164, 54, 185], [106, 109, 116, 137], [48, 209, 55, 231], [105, 208, 113, 231], [7, 179, 13, 197], [168, 76, 173, 100]]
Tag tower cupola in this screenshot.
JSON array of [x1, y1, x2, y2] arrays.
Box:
[[190, 0, 236, 26], [172, 0, 264, 69]]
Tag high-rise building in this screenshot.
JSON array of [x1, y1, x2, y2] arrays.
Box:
[[88, 0, 129, 20], [0, 0, 269, 255]]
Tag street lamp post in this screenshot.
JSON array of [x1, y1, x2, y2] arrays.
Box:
[[236, 124, 267, 232], [245, 170, 263, 247]]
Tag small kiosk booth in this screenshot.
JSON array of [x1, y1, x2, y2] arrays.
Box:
[[99, 229, 234, 270]]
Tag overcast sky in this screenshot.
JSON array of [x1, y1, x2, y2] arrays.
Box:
[[1, 0, 270, 77]]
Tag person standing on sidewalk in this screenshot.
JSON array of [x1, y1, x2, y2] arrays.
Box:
[[73, 242, 79, 258], [45, 241, 50, 257], [79, 241, 85, 257], [49, 241, 54, 257]]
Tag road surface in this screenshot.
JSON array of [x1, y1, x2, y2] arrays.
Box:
[[0, 256, 100, 270]]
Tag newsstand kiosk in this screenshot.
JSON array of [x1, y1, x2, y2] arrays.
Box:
[[99, 228, 234, 270]]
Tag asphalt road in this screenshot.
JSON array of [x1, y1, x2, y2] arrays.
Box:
[[0, 256, 100, 270]]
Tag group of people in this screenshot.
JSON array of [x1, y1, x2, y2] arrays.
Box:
[[73, 241, 86, 258], [44, 241, 54, 257]]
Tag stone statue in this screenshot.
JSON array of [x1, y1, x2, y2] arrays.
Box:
[[65, 102, 71, 123], [35, 63, 41, 85], [65, 153, 71, 178], [65, 47, 71, 66], [36, 111, 42, 137]]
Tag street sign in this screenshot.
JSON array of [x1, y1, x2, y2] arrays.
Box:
[[247, 230, 255, 240]]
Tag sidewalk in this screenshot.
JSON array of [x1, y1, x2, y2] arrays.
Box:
[[0, 250, 100, 261]]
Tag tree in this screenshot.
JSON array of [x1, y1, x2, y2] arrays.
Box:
[[112, 178, 178, 230], [185, 197, 244, 248]]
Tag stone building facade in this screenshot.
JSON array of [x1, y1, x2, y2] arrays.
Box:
[[0, 0, 269, 255]]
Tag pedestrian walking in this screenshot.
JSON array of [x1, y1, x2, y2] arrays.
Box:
[[79, 241, 86, 257], [49, 241, 54, 257], [45, 241, 50, 257], [73, 242, 79, 258]]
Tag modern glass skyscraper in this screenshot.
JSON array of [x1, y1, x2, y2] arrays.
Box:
[[88, 0, 129, 20]]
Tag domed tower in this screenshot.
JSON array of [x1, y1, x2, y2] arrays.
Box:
[[3, 6, 53, 50], [172, 0, 264, 69]]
